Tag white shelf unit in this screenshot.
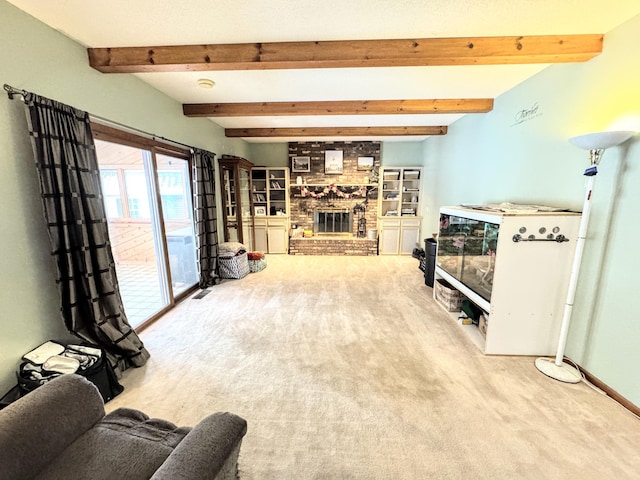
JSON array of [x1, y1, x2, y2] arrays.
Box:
[[251, 167, 290, 253], [378, 167, 422, 255], [434, 206, 581, 355]]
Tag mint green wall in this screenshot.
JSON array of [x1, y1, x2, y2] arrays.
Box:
[[423, 14, 640, 405], [0, 0, 250, 393], [248, 143, 289, 167], [381, 142, 423, 166]]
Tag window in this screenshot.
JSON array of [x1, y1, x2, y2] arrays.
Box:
[[99, 170, 123, 218], [158, 171, 187, 220]]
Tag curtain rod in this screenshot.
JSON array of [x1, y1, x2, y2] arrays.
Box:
[[89, 113, 196, 153], [3, 84, 27, 100], [3, 83, 210, 154]]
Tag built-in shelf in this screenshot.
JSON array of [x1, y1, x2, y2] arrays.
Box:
[[377, 166, 422, 254]]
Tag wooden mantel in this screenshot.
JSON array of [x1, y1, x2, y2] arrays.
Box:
[[88, 34, 603, 73]]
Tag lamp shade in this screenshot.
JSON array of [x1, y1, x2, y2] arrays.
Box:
[[569, 131, 635, 150]]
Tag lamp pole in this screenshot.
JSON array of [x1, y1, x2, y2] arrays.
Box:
[[535, 131, 634, 383]]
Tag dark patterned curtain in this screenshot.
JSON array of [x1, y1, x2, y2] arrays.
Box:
[[23, 92, 150, 375], [191, 149, 220, 288]]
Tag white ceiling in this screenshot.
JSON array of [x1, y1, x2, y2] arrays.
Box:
[[8, 0, 640, 143]]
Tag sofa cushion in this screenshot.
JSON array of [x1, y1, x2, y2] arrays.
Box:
[[0, 374, 105, 480], [150, 412, 248, 480], [34, 408, 191, 480]]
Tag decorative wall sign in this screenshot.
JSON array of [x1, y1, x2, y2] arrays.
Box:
[[357, 156, 374, 171], [324, 150, 344, 174], [512, 102, 542, 126], [292, 156, 310, 172]]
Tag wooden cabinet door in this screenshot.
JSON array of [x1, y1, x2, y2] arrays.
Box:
[[400, 219, 420, 255], [379, 219, 401, 254], [266, 219, 288, 253], [253, 219, 268, 252]]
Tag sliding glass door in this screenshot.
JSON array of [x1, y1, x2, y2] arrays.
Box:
[[95, 138, 197, 329], [156, 153, 198, 297]]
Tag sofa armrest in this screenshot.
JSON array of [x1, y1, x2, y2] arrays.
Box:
[[0, 374, 105, 480], [150, 412, 247, 480]]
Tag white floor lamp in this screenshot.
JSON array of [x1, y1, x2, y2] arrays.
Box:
[[535, 130, 635, 383]]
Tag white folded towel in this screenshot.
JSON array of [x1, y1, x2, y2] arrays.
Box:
[[22, 341, 65, 365], [67, 344, 102, 357], [43, 355, 80, 374]]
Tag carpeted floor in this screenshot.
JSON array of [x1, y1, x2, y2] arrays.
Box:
[[106, 255, 640, 479]]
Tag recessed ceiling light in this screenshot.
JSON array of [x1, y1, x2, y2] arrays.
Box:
[[197, 78, 215, 89]]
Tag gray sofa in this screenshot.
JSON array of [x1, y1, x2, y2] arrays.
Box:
[[0, 374, 247, 480]]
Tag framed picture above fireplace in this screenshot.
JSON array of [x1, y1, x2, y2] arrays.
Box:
[[357, 156, 374, 171], [325, 150, 343, 174], [292, 156, 310, 172]]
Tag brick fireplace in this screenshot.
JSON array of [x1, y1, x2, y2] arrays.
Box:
[[288, 141, 380, 256]]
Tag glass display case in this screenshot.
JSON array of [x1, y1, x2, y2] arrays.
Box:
[[219, 155, 254, 247], [434, 205, 582, 356], [437, 212, 499, 302]]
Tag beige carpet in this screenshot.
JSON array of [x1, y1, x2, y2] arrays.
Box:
[[106, 255, 640, 479]]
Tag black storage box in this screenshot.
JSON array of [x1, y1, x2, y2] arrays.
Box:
[[13, 344, 123, 406], [0, 385, 22, 410], [80, 349, 123, 402], [424, 238, 438, 287]]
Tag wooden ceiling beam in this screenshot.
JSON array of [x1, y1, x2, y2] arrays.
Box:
[[183, 99, 493, 117], [225, 126, 448, 138], [88, 34, 603, 73]]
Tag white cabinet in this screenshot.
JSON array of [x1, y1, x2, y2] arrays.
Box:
[[378, 167, 422, 255], [251, 168, 290, 254], [399, 218, 421, 254], [253, 217, 288, 254], [379, 219, 401, 254], [253, 218, 268, 252], [434, 206, 581, 355], [379, 218, 421, 255], [266, 218, 289, 254]]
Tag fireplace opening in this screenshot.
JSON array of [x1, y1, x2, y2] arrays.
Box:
[[314, 208, 353, 235]]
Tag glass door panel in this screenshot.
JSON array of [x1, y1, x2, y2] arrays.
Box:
[[239, 168, 253, 249], [156, 154, 199, 297], [222, 168, 239, 242], [437, 214, 499, 302], [95, 140, 170, 329], [460, 220, 499, 302]]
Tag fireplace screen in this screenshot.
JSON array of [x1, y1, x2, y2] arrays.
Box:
[[314, 208, 352, 234]]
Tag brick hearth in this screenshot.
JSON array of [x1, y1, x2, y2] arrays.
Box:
[[289, 237, 378, 256]]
